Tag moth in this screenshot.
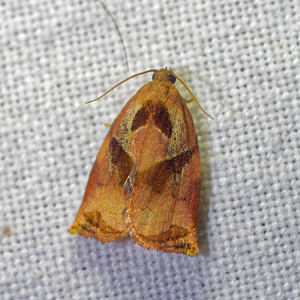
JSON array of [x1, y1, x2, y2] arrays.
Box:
[[69, 68, 212, 256]]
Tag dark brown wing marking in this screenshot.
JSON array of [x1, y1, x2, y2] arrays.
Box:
[[131, 106, 150, 131], [136, 149, 192, 193], [131, 102, 172, 138], [109, 137, 134, 184], [140, 225, 188, 242], [153, 102, 172, 138], [76, 211, 124, 236]]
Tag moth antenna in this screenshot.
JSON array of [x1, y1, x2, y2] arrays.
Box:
[[100, 1, 129, 73], [173, 73, 214, 119], [86, 69, 157, 104]]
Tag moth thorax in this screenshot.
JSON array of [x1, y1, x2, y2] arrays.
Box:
[[152, 69, 176, 84]]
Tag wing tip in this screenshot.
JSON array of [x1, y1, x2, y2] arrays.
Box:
[[68, 220, 128, 243], [127, 220, 199, 256]]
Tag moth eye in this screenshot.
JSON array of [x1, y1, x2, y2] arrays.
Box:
[[168, 74, 176, 84]]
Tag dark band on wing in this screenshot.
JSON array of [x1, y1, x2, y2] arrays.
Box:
[[131, 102, 172, 138], [153, 103, 172, 138], [131, 106, 150, 131], [83, 211, 122, 235], [141, 225, 188, 242], [109, 137, 134, 184], [137, 149, 193, 193]]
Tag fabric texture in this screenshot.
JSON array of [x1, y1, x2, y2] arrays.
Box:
[[1, 0, 299, 299]]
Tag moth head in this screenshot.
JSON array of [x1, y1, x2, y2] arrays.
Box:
[[152, 69, 176, 84], [86, 67, 212, 120]]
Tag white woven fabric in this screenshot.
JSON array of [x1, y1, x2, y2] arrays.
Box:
[[1, 0, 299, 299]]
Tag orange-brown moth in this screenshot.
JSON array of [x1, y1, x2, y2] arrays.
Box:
[[69, 68, 212, 256]]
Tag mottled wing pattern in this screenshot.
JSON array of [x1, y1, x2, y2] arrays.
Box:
[[68, 92, 140, 242], [126, 83, 201, 256]]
